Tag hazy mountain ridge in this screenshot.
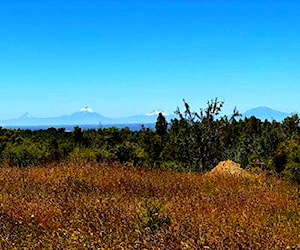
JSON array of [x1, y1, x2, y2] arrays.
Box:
[[242, 106, 298, 121], [0, 107, 176, 127], [0, 106, 298, 128]]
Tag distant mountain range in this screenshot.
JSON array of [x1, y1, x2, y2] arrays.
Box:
[[0, 107, 176, 127], [0, 106, 298, 128]]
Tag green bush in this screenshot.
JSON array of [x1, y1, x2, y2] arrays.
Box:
[[68, 147, 117, 163], [137, 198, 171, 234], [282, 162, 300, 183], [2, 141, 49, 167], [68, 147, 98, 162], [95, 148, 116, 163]]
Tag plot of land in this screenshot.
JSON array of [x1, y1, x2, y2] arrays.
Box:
[[0, 162, 299, 249]]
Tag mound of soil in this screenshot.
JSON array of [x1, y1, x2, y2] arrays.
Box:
[[205, 160, 253, 178]]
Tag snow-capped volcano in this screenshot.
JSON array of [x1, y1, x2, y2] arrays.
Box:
[[0, 107, 177, 127], [79, 106, 94, 113], [146, 109, 169, 116]]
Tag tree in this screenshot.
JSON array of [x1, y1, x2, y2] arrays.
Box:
[[155, 112, 168, 137], [73, 126, 84, 146], [282, 114, 300, 138], [170, 98, 226, 170]]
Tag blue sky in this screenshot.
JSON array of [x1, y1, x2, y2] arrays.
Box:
[[0, 0, 299, 118]]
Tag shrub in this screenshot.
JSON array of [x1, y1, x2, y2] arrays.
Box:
[[68, 147, 98, 162], [2, 141, 48, 167], [283, 162, 300, 183], [137, 198, 171, 234]]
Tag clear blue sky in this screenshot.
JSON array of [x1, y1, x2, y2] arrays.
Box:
[[0, 0, 299, 118]]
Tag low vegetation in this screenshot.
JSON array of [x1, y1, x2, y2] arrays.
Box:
[[0, 99, 299, 248], [0, 162, 299, 249]]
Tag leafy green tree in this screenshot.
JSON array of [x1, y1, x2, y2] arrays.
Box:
[[155, 112, 168, 137], [172, 98, 227, 170], [282, 114, 300, 138], [73, 126, 84, 146]]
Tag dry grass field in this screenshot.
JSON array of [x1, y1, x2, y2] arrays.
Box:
[[0, 162, 299, 249]]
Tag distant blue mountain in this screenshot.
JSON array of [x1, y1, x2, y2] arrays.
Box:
[[1, 106, 297, 128], [0, 107, 176, 128], [242, 106, 297, 121], [0, 108, 110, 126]]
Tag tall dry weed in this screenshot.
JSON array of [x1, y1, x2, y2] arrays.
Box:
[[0, 162, 299, 249]]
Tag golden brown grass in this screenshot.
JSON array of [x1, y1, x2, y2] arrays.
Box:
[[0, 162, 299, 249]]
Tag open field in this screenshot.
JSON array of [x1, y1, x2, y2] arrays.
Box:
[[0, 162, 299, 249]]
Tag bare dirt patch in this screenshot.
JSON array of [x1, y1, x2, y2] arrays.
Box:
[[205, 160, 254, 178]]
